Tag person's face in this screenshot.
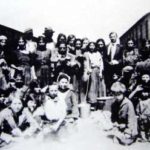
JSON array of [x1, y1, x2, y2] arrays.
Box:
[[1, 63, 8, 71], [27, 100, 37, 112], [142, 74, 150, 83], [38, 39, 45, 46], [89, 43, 96, 52], [113, 92, 124, 102], [58, 43, 67, 55], [145, 41, 150, 48], [69, 38, 75, 46], [97, 41, 104, 48], [9, 81, 16, 88], [18, 38, 25, 46], [109, 33, 117, 43], [59, 36, 66, 42], [15, 75, 24, 88], [75, 41, 82, 49], [0, 39, 7, 47], [0, 94, 5, 102], [49, 85, 58, 98], [34, 87, 41, 94], [16, 75, 23, 83], [127, 40, 134, 48], [59, 78, 69, 90], [45, 32, 53, 38], [82, 39, 89, 49], [11, 99, 23, 113]]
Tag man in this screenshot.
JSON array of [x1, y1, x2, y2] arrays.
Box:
[[52, 42, 78, 82], [24, 28, 37, 53], [104, 32, 123, 93], [43, 27, 56, 53]]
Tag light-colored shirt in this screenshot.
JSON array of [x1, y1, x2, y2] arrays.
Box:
[[33, 96, 67, 121], [87, 51, 103, 68], [26, 41, 37, 53], [107, 43, 117, 60]]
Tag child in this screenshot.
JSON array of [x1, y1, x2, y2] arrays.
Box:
[[110, 82, 138, 145], [57, 73, 79, 120], [0, 98, 39, 145], [33, 83, 67, 133], [136, 91, 150, 142]]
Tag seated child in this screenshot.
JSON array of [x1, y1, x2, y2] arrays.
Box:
[[33, 83, 67, 133], [57, 73, 79, 120], [110, 82, 138, 145], [0, 97, 39, 145], [136, 91, 150, 142]]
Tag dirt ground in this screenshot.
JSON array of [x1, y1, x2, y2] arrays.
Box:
[[2, 111, 150, 150]]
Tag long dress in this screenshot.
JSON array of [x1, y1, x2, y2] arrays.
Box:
[[86, 51, 106, 104], [13, 50, 32, 85], [34, 49, 51, 87]]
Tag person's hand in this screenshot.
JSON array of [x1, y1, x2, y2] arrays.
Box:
[[16, 66, 23, 71], [11, 128, 22, 137], [50, 124, 59, 132], [135, 85, 143, 92], [68, 61, 77, 66], [110, 60, 119, 65], [87, 69, 92, 74], [99, 73, 103, 79], [113, 122, 119, 128], [118, 124, 126, 130]]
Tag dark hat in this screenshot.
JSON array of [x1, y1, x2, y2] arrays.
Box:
[[24, 28, 33, 34], [44, 27, 55, 34]]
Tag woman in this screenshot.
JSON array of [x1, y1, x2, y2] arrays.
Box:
[[96, 38, 107, 57], [56, 33, 67, 47], [140, 39, 150, 61], [123, 38, 140, 67], [11, 36, 33, 85], [0, 97, 39, 142], [85, 42, 105, 108], [57, 73, 79, 120], [67, 34, 76, 55], [34, 36, 51, 87], [81, 37, 89, 54]]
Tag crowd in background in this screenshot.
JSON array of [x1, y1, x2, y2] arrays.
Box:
[[0, 27, 150, 146]]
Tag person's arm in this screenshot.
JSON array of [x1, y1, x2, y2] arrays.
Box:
[[99, 53, 104, 78], [51, 110, 66, 132], [68, 91, 79, 119], [22, 108, 41, 136], [129, 85, 143, 99], [125, 101, 138, 136]]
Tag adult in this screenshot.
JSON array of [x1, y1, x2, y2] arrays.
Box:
[[34, 36, 51, 87], [85, 42, 105, 108], [123, 38, 140, 67], [103, 32, 123, 93]]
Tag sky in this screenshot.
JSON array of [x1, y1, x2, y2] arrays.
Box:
[[0, 0, 150, 42]]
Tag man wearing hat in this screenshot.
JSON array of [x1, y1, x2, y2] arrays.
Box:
[[24, 28, 37, 53], [43, 27, 56, 54]]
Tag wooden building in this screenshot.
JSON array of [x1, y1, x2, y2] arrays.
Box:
[[120, 12, 150, 48]]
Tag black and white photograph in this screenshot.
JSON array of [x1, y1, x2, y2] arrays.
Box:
[[0, 0, 150, 149]]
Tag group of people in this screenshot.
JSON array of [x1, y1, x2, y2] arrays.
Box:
[[0, 26, 150, 146]]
